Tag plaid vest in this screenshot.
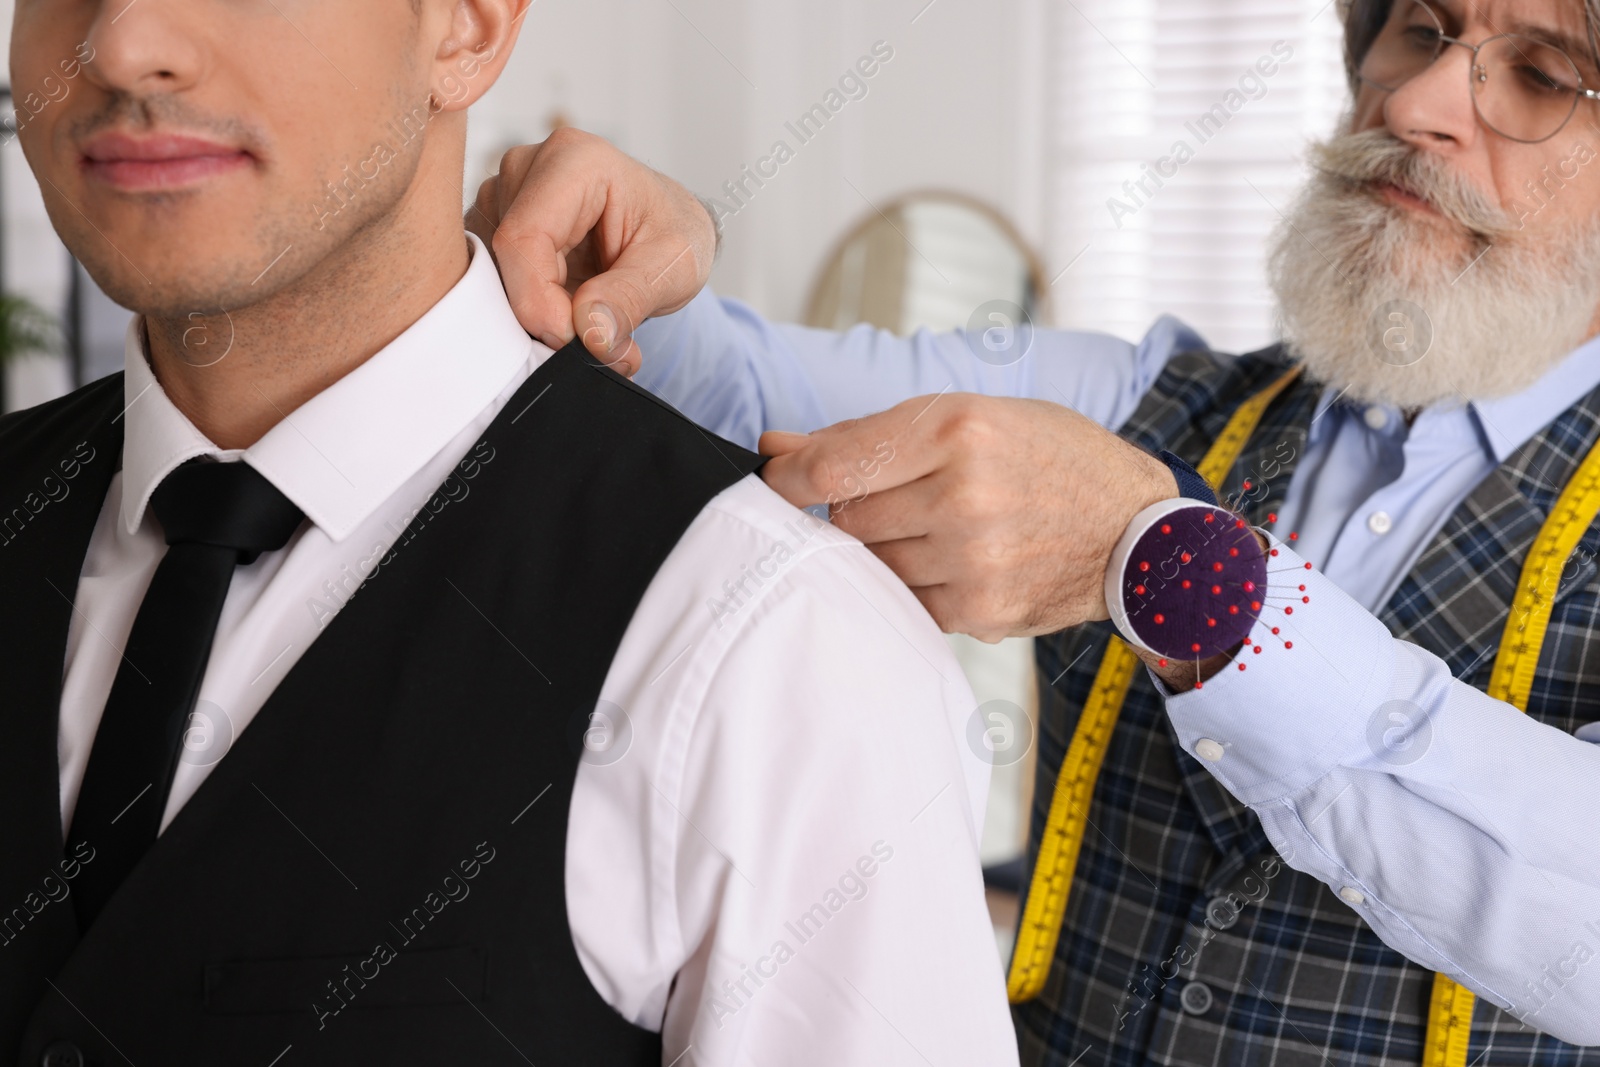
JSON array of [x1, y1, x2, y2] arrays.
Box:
[[1014, 344, 1600, 1066]]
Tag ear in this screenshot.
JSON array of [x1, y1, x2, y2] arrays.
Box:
[[427, 0, 531, 113]]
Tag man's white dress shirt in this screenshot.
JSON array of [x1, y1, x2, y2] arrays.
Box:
[[54, 232, 1017, 1065]]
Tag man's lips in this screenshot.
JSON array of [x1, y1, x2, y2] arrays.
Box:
[[79, 132, 251, 191], [1374, 179, 1440, 216]]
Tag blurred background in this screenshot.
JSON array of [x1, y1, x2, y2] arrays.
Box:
[[0, 0, 1350, 958]]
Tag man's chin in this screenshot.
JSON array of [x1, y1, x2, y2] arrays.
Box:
[[1410, 213, 1487, 254], [73, 232, 288, 317], [92, 271, 257, 321], [1360, 203, 1484, 268]]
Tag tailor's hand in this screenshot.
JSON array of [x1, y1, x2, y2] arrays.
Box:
[[466, 128, 716, 377], [759, 395, 1179, 642]]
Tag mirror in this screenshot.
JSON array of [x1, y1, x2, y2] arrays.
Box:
[[805, 190, 1048, 336]]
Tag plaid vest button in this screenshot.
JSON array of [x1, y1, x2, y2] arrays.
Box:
[[1180, 980, 1214, 1016], [1206, 895, 1240, 929]]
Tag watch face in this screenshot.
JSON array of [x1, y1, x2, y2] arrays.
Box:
[[1119, 504, 1265, 660]]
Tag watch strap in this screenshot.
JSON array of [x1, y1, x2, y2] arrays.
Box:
[[1156, 449, 1218, 506]]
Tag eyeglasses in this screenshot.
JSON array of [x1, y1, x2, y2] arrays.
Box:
[[1358, 0, 1600, 143]]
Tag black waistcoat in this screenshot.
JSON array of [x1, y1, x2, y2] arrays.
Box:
[[0, 341, 762, 1066]]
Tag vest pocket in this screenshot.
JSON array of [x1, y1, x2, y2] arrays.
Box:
[[203, 943, 487, 1015]]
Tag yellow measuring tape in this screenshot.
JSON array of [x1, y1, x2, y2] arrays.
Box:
[[1007, 364, 1600, 1064], [1424, 433, 1600, 1066]]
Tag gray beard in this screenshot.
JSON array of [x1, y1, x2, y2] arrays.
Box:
[[1267, 155, 1600, 410]]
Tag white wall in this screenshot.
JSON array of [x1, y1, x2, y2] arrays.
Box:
[[2, 0, 1048, 409], [469, 0, 1047, 322]]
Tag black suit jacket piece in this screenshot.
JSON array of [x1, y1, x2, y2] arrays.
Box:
[[0, 341, 762, 1066]]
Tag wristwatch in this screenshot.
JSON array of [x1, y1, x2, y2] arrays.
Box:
[[1104, 479, 1266, 660]]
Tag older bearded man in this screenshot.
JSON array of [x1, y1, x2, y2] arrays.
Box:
[[470, 0, 1600, 1061]]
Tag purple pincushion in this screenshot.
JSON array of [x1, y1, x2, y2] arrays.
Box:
[[1118, 505, 1267, 660]]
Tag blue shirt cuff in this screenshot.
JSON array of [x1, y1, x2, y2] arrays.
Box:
[[1161, 533, 1394, 805]]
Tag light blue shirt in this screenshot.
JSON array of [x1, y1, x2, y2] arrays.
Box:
[[635, 291, 1600, 1043]]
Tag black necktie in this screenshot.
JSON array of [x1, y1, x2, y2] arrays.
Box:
[[67, 459, 305, 930]]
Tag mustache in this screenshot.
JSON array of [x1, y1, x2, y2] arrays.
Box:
[[67, 93, 258, 156], [1307, 128, 1514, 239]]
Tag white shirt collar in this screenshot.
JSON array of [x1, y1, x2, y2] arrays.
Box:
[[119, 231, 546, 542]]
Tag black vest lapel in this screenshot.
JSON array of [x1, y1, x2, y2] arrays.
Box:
[[6, 345, 761, 1066], [0, 375, 124, 1055]]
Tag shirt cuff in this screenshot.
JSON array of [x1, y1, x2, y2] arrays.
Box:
[[1161, 533, 1395, 805]]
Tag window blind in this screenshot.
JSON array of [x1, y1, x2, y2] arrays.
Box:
[[1044, 0, 1349, 354]]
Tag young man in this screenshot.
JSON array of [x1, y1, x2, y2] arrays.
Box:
[[0, 2, 1016, 1064]]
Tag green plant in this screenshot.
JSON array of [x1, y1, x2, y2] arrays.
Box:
[[0, 293, 62, 366]]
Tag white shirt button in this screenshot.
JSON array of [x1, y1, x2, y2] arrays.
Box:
[[1367, 511, 1392, 535], [1363, 406, 1390, 430], [1339, 886, 1366, 906], [1195, 738, 1225, 762]]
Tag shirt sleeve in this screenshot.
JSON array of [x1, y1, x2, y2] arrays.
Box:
[[1161, 534, 1600, 1047], [631, 288, 1205, 448], [650, 518, 1019, 1065]]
